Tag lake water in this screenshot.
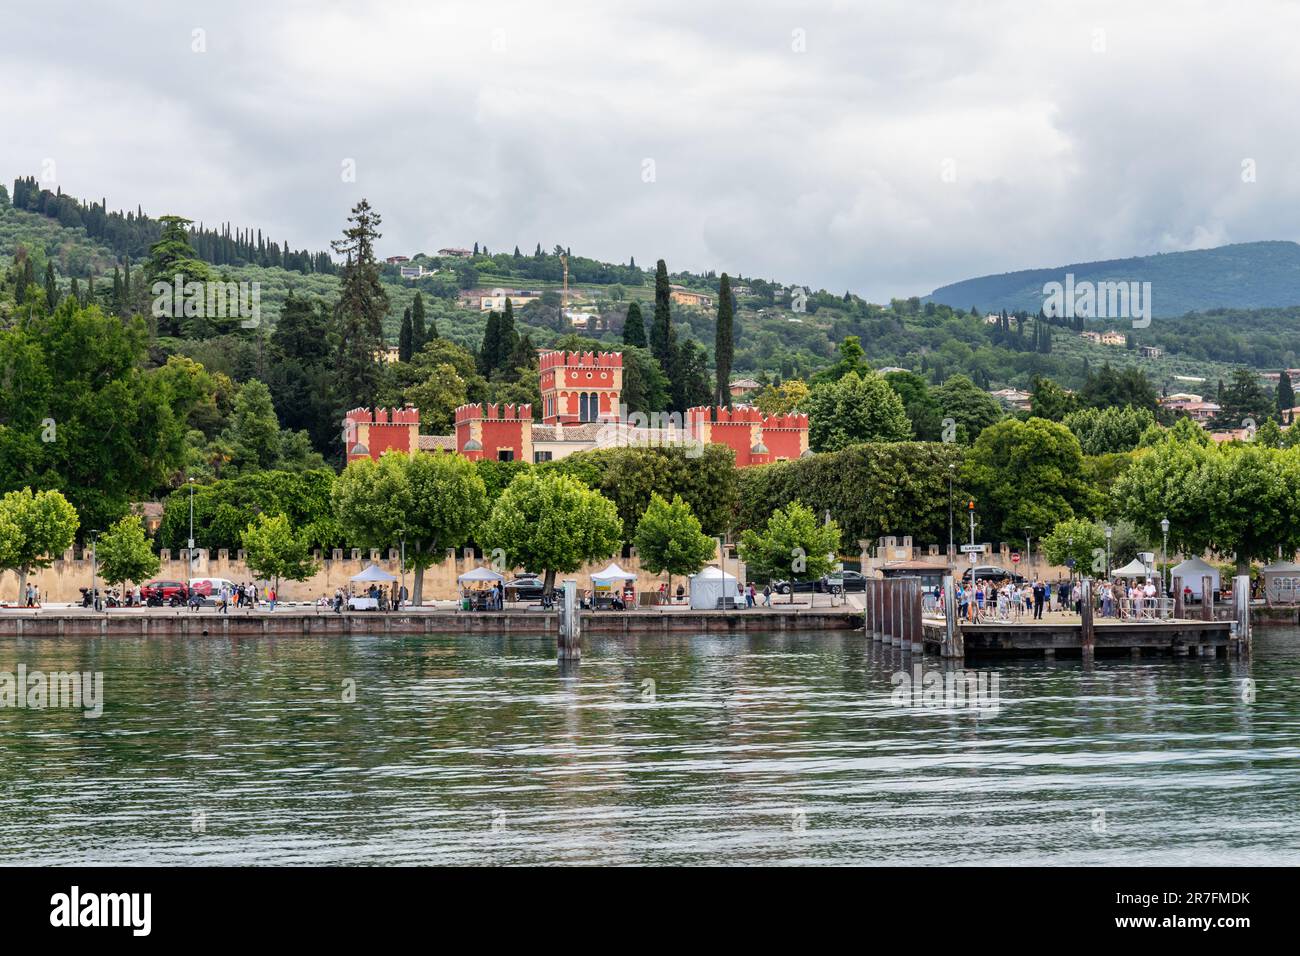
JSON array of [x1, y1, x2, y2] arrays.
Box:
[[1, 627, 1298, 865]]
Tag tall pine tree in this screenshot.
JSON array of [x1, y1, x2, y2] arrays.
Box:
[[650, 259, 676, 390], [1279, 369, 1295, 414], [479, 311, 501, 376], [714, 273, 734, 407], [331, 199, 389, 410], [622, 300, 646, 347], [411, 291, 430, 348], [44, 261, 57, 311], [398, 306, 414, 363]]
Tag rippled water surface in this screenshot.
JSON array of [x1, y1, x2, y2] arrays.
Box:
[[2, 627, 1298, 865]]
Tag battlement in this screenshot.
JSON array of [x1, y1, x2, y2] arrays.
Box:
[[539, 350, 623, 369], [455, 403, 533, 424], [686, 406, 809, 429], [345, 405, 421, 426]]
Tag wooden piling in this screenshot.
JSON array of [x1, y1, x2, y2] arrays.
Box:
[[1234, 574, 1252, 656], [907, 579, 924, 653], [1202, 576, 1214, 622], [1172, 575, 1184, 618], [1079, 577, 1094, 660]]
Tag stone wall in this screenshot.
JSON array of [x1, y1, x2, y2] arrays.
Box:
[[2, 544, 749, 604]]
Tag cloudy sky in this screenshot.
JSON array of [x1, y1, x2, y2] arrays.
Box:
[[3, 0, 1297, 300]]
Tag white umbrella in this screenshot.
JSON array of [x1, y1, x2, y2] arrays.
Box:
[[351, 563, 398, 583], [458, 567, 505, 583]]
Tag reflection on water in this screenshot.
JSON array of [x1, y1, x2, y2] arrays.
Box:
[[1, 628, 1297, 865]]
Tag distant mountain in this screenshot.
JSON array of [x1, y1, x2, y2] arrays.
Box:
[[926, 241, 1300, 318]]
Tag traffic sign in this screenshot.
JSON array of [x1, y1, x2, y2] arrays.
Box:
[[960, 544, 985, 553], [1011, 553, 1021, 563]]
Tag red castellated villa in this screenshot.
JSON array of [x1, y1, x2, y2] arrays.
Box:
[[345, 349, 809, 465]]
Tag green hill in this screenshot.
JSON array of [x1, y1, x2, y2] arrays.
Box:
[[927, 241, 1300, 317]]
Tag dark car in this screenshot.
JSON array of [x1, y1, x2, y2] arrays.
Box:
[[503, 575, 547, 601], [961, 565, 1026, 585], [771, 578, 820, 595], [819, 570, 867, 593], [140, 580, 187, 606]]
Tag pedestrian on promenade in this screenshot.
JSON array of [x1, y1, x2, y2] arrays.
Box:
[[219, 583, 229, 614], [762, 584, 771, 607], [1032, 579, 1045, 620], [746, 583, 756, 607]]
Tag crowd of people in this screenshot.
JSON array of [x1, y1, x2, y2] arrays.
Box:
[[939, 575, 1170, 622]]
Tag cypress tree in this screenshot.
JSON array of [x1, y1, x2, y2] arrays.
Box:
[[411, 291, 428, 349], [650, 259, 675, 368], [398, 307, 414, 363], [479, 311, 501, 376], [1279, 369, 1295, 413], [495, 298, 518, 372], [44, 260, 57, 309], [331, 199, 390, 410], [622, 301, 646, 347], [14, 257, 28, 305], [714, 273, 734, 407]]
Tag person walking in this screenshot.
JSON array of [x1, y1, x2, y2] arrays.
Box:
[[219, 583, 229, 614], [762, 584, 772, 607]]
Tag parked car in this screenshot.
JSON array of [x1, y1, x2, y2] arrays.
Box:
[[188, 577, 239, 603], [819, 570, 867, 593], [771, 578, 820, 595], [140, 580, 188, 606], [503, 575, 547, 601], [961, 565, 1026, 585]]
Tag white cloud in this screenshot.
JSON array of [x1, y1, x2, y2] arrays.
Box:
[[1, 0, 1297, 300]]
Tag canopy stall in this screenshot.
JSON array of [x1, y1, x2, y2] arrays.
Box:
[[457, 566, 505, 611], [1259, 560, 1300, 605], [1169, 557, 1220, 598], [591, 562, 637, 607], [1110, 557, 1152, 579], [351, 563, 397, 583], [688, 565, 738, 610]]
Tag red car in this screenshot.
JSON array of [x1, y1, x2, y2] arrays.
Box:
[[140, 580, 187, 606]]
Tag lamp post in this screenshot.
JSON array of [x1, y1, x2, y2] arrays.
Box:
[[948, 464, 955, 560], [1160, 517, 1170, 598], [1104, 524, 1112, 578], [88, 529, 101, 611]]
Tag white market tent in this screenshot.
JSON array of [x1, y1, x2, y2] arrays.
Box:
[[591, 562, 637, 583], [457, 567, 505, 584], [688, 565, 738, 610], [1111, 557, 1152, 579], [1169, 557, 1220, 598], [351, 563, 398, 583]]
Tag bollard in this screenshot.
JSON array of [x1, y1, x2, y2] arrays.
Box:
[[1080, 577, 1094, 660], [1234, 574, 1251, 656]]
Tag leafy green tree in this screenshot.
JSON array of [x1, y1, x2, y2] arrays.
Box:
[[144, 216, 213, 337], [1042, 517, 1106, 579], [1212, 367, 1274, 428], [331, 199, 390, 410], [241, 512, 318, 594], [224, 379, 282, 472], [715, 274, 734, 406], [932, 374, 1003, 444], [1029, 375, 1078, 421], [964, 418, 1097, 541], [0, 488, 79, 602], [622, 300, 647, 348], [96, 514, 160, 589], [157, 469, 339, 553], [884, 370, 943, 440], [619, 345, 670, 415], [738, 501, 840, 600], [634, 493, 718, 595], [479, 472, 623, 593], [1064, 405, 1156, 455], [672, 339, 712, 412], [806, 370, 911, 452], [1078, 363, 1158, 414], [333, 452, 488, 604]]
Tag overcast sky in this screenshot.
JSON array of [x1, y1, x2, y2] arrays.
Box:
[[3, 1, 1297, 300]]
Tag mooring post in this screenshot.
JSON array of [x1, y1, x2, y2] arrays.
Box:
[[1234, 574, 1252, 656], [908, 579, 924, 654], [892, 579, 903, 647], [881, 579, 893, 645], [1172, 575, 1184, 619], [942, 575, 957, 658], [558, 579, 580, 659], [866, 580, 877, 639], [1080, 577, 1094, 660], [899, 580, 912, 651], [1202, 576, 1214, 622]]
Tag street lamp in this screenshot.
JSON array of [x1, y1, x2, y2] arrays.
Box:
[[1160, 517, 1170, 598], [88, 529, 101, 611], [948, 464, 956, 560], [1104, 524, 1113, 578]]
